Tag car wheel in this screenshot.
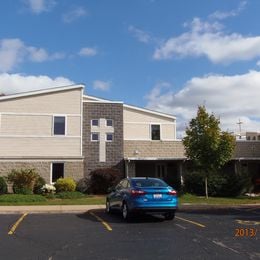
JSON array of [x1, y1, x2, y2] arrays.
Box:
[[122, 202, 130, 220], [164, 212, 175, 220], [106, 199, 111, 214]]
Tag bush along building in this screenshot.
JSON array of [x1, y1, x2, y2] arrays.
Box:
[[0, 84, 259, 193]]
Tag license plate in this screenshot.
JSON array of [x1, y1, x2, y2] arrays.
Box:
[[153, 194, 162, 199]]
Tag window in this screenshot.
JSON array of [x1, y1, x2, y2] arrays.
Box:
[[258, 135, 260, 141], [151, 124, 161, 140], [246, 136, 251, 140], [91, 133, 99, 141], [106, 133, 113, 141], [156, 164, 167, 179], [52, 163, 64, 183], [91, 119, 99, 126], [106, 119, 113, 127], [53, 116, 66, 135]]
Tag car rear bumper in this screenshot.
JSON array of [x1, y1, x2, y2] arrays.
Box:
[[128, 199, 178, 213], [130, 207, 177, 214]]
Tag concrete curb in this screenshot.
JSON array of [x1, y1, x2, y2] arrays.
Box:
[[0, 203, 259, 214], [0, 205, 105, 214]]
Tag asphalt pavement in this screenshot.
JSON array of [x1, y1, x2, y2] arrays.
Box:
[[0, 204, 259, 259]]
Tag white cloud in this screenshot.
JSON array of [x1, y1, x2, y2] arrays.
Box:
[[92, 80, 111, 91], [0, 38, 64, 72], [146, 70, 260, 137], [62, 7, 88, 23], [153, 17, 260, 64], [79, 47, 97, 57], [0, 73, 74, 95], [209, 1, 247, 20], [128, 25, 152, 43], [23, 0, 56, 14]]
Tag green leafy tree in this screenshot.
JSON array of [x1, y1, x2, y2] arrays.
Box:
[[183, 106, 236, 198]]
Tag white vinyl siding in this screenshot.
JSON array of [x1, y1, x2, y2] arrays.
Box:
[[0, 88, 82, 157]]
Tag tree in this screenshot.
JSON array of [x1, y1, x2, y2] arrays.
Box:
[[183, 106, 235, 198]]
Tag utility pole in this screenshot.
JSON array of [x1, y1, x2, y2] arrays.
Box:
[[237, 118, 243, 139]]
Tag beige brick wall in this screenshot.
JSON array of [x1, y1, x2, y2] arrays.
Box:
[[233, 141, 260, 158], [0, 160, 84, 183], [124, 140, 260, 160], [124, 140, 185, 158]]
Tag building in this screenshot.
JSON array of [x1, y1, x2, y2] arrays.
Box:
[[0, 85, 84, 183], [0, 84, 259, 192]]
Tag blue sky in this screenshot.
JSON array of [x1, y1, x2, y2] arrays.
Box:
[[1, 0, 260, 136]]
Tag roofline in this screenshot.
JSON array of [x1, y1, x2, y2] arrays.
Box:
[[125, 157, 186, 161], [0, 84, 85, 101], [123, 104, 176, 120], [83, 94, 123, 103]]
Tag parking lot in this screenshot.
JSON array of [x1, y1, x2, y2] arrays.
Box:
[[0, 207, 259, 260]]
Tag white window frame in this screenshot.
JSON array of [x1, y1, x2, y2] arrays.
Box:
[[53, 115, 67, 136], [50, 162, 65, 184], [91, 119, 99, 127], [106, 119, 113, 127], [106, 133, 113, 142], [150, 123, 161, 141], [91, 132, 99, 142]]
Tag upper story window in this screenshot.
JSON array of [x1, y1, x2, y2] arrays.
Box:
[[53, 116, 66, 135], [91, 133, 99, 141], [106, 119, 113, 127], [91, 119, 99, 126], [151, 124, 160, 140], [106, 133, 113, 142]]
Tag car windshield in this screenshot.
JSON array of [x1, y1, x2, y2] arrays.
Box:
[[131, 179, 168, 188]]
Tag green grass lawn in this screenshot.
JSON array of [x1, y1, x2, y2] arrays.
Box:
[[0, 193, 259, 206], [0, 194, 106, 206], [179, 193, 260, 205]]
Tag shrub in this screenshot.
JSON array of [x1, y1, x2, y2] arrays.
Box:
[[89, 168, 122, 194], [33, 177, 46, 194], [7, 168, 39, 194], [76, 177, 91, 193], [0, 177, 7, 195], [184, 169, 252, 197], [55, 191, 85, 199], [54, 177, 76, 193]]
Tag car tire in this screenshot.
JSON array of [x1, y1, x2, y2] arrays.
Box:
[[106, 199, 111, 214], [122, 202, 130, 221], [164, 212, 175, 220]]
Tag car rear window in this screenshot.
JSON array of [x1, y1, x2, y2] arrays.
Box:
[[131, 179, 168, 188]]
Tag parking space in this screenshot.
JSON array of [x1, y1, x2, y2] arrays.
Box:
[[0, 207, 259, 259]]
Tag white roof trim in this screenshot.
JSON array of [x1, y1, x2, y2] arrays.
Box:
[[0, 84, 84, 101], [123, 104, 176, 120], [83, 100, 123, 104], [125, 157, 186, 161], [83, 94, 123, 104], [84, 95, 176, 119]]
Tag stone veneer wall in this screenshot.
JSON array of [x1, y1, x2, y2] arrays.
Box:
[[0, 160, 84, 183], [233, 141, 260, 158], [124, 140, 260, 160], [83, 103, 124, 176], [124, 140, 186, 159]]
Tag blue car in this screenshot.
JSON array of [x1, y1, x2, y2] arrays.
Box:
[[106, 177, 178, 221]]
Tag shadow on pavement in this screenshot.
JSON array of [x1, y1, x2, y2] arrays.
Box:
[[76, 209, 166, 224]]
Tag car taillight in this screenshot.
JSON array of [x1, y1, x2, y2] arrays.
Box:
[[131, 189, 146, 196], [168, 190, 177, 196]]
